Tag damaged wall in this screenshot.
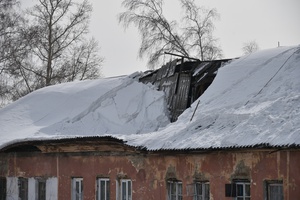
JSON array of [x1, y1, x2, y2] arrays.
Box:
[[1, 143, 299, 199]]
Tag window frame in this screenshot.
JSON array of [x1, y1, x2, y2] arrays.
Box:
[[235, 181, 250, 200], [36, 178, 46, 200], [225, 180, 250, 199], [18, 177, 28, 200], [97, 178, 110, 200], [120, 179, 132, 200], [265, 180, 283, 200], [72, 177, 83, 200], [194, 181, 210, 200], [167, 180, 183, 200]]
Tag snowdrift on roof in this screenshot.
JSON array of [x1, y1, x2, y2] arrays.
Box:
[[126, 46, 300, 150], [1, 46, 300, 151], [0, 73, 170, 149]]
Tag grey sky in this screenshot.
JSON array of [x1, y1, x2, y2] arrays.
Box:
[[23, 0, 300, 77]]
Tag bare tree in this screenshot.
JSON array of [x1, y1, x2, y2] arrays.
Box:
[[59, 38, 103, 83], [26, 0, 98, 86], [119, 0, 188, 69], [181, 0, 222, 60], [0, 0, 27, 105], [242, 40, 260, 55], [0, 0, 20, 71], [0, 0, 103, 105], [119, 0, 222, 68]]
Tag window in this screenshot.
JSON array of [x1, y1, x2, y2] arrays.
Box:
[[0, 177, 6, 200], [36, 178, 46, 200], [121, 179, 132, 200], [194, 182, 209, 200], [235, 182, 250, 200], [97, 178, 110, 200], [168, 180, 182, 200], [225, 180, 250, 200], [266, 181, 283, 200], [72, 178, 83, 200], [18, 177, 28, 200]]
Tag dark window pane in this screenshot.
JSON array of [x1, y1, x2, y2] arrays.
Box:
[[76, 181, 79, 193], [245, 184, 250, 196], [196, 183, 202, 195], [107, 181, 110, 200], [236, 184, 244, 196], [178, 182, 182, 195], [0, 177, 6, 200], [128, 181, 131, 195], [100, 181, 105, 200], [122, 182, 126, 200], [38, 180, 46, 200], [171, 182, 176, 195], [204, 184, 210, 200], [128, 181, 132, 200]]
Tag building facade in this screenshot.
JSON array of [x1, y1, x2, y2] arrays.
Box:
[[0, 138, 299, 199]]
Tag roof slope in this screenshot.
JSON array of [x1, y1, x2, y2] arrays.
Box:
[[1, 46, 299, 151], [125, 46, 300, 150], [0, 73, 170, 150]]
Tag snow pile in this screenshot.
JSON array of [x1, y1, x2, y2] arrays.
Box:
[[0, 73, 170, 149], [125, 46, 300, 150]]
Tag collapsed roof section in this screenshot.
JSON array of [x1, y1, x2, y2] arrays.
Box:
[[139, 58, 231, 121], [128, 46, 300, 150]]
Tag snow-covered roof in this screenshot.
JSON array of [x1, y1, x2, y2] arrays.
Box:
[[0, 73, 170, 150], [0, 46, 300, 151], [125, 46, 300, 150]]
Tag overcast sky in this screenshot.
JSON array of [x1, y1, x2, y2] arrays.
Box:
[[24, 0, 300, 77]]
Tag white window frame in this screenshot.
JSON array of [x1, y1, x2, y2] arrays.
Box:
[[121, 179, 132, 200], [35, 178, 46, 200], [168, 180, 182, 200], [194, 182, 209, 200], [235, 181, 250, 200], [72, 177, 83, 200], [18, 177, 28, 200], [97, 178, 110, 200]]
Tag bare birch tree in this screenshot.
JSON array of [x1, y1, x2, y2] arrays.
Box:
[[0, 0, 20, 71], [119, 0, 189, 69], [0, 0, 27, 105], [26, 0, 101, 87], [181, 0, 222, 60], [0, 0, 103, 105], [119, 0, 222, 68], [59, 38, 103, 83]]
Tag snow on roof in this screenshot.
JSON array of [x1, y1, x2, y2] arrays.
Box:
[[0, 73, 170, 150], [1, 46, 300, 151], [125, 46, 300, 150]]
